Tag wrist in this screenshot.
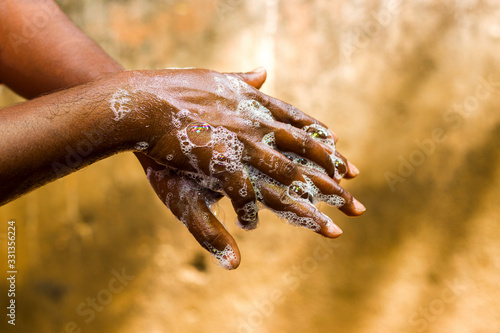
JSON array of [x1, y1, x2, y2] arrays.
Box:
[[103, 71, 168, 154]]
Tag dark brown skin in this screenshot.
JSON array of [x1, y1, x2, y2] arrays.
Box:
[[0, 0, 365, 269]]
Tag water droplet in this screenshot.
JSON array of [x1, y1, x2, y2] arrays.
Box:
[[306, 127, 328, 139], [333, 155, 347, 178], [186, 122, 213, 146], [302, 124, 335, 147]]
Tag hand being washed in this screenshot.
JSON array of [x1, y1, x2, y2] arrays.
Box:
[[132, 68, 365, 269]]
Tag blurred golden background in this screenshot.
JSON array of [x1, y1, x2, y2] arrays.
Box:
[[1, 0, 500, 332]]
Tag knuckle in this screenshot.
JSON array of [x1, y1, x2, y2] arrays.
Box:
[[278, 158, 299, 182], [338, 187, 352, 206], [286, 103, 302, 120], [257, 93, 272, 109], [205, 233, 222, 248]]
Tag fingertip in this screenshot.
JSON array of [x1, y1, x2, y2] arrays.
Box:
[[339, 196, 366, 216], [225, 246, 241, 269], [206, 241, 241, 270], [322, 224, 343, 238], [226, 175, 260, 231], [226, 244, 241, 270], [352, 198, 366, 215], [319, 214, 343, 238], [235, 215, 260, 231], [251, 66, 266, 74], [232, 199, 260, 231], [346, 161, 360, 178], [244, 66, 267, 89]]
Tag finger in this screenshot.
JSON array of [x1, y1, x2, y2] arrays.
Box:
[[184, 193, 241, 270], [254, 178, 343, 238], [147, 168, 241, 269], [229, 66, 267, 89], [273, 124, 336, 177], [345, 160, 360, 179], [141, 160, 240, 269], [218, 169, 260, 230], [298, 166, 365, 216], [246, 142, 306, 186]]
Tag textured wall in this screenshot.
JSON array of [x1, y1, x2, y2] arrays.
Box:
[[1, 0, 499, 332]]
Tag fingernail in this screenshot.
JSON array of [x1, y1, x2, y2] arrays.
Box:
[[252, 66, 266, 73], [353, 198, 366, 213], [348, 161, 360, 176]]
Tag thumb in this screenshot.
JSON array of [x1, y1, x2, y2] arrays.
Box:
[[232, 66, 267, 89]]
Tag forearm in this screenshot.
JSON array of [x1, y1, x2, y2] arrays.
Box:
[[0, 73, 148, 205], [0, 0, 123, 99], [0, 0, 160, 183]]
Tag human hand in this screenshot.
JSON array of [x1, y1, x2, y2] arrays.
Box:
[[126, 68, 364, 269], [138, 151, 363, 270], [119, 67, 362, 217]]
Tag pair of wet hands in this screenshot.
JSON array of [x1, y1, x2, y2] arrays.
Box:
[[124, 67, 365, 269]]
